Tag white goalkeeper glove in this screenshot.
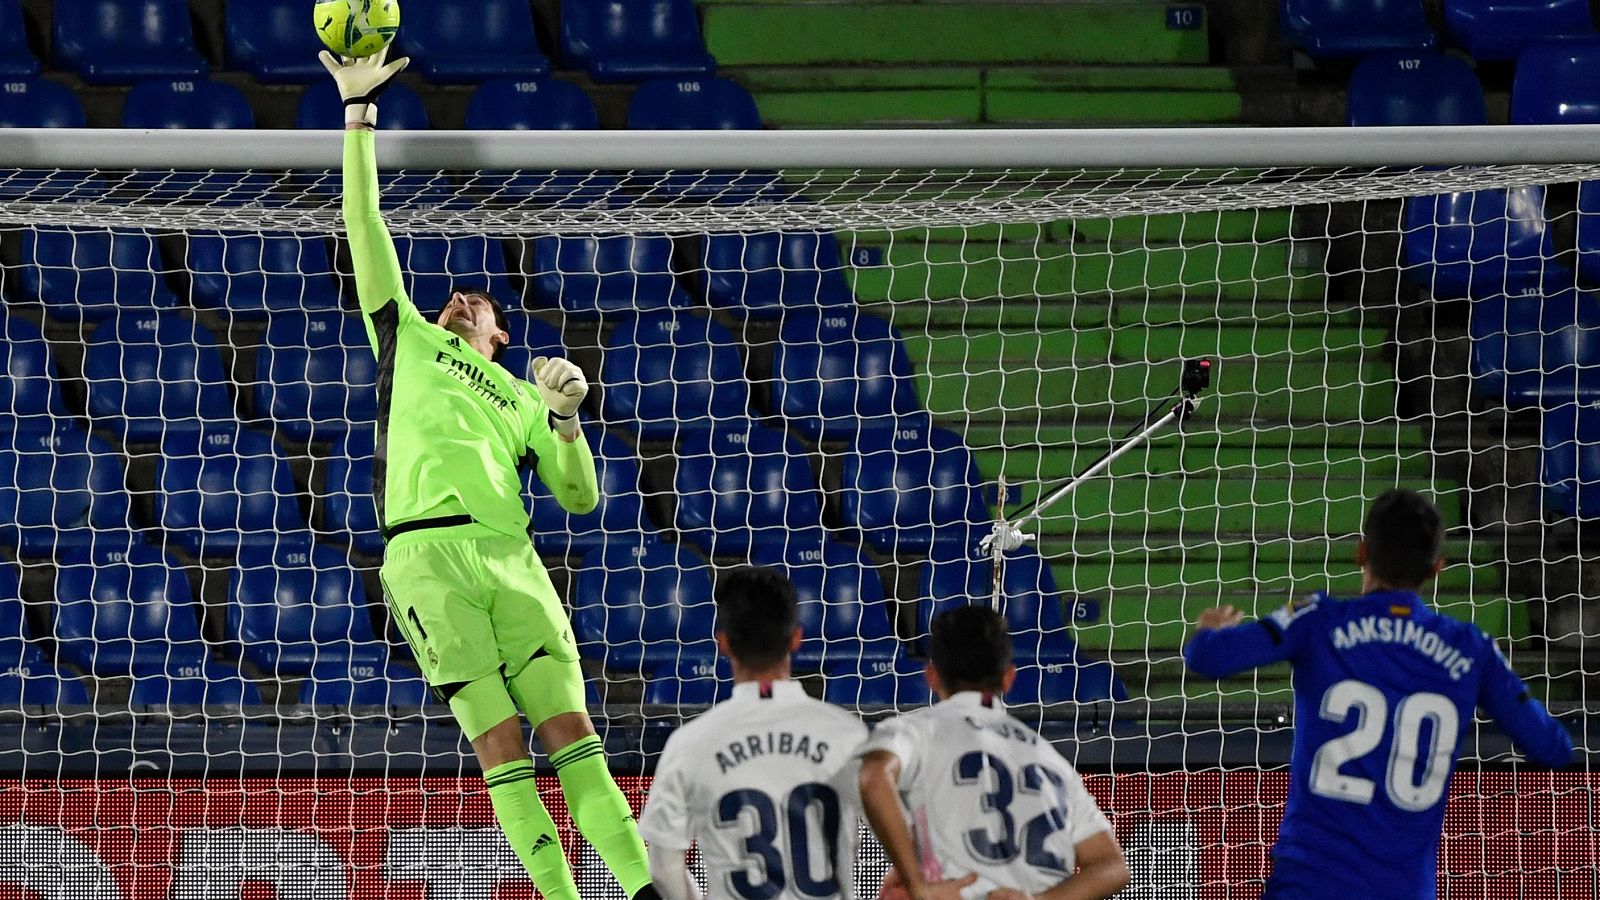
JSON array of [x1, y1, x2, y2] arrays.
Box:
[[532, 356, 588, 438], [318, 45, 409, 128]]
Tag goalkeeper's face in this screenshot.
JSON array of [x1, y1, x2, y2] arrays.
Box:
[[438, 291, 509, 355]]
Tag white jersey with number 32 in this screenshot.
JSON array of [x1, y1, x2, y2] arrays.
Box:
[[640, 680, 869, 900], [858, 692, 1111, 900]]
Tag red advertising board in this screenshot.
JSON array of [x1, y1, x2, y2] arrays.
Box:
[[0, 772, 1593, 899]]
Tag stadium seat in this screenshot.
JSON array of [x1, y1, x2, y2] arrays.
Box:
[[52, 541, 213, 677], [770, 310, 923, 441], [468, 78, 600, 130], [256, 312, 378, 440], [572, 539, 716, 676], [643, 657, 732, 705], [229, 536, 386, 677], [674, 418, 825, 557], [323, 429, 383, 556], [0, 0, 40, 76], [627, 77, 760, 130], [121, 78, 255, 129], [129, 665, 261, 706], [398, 0, 551, 82], [561, 0, 716, 83], [227, 0, 331, 83], [1540, 401, 1600, 518], [0, 77, 84, 127], [53, 0, 207, 84], [822, 668, 934, 707], [0, 562, 91, 707], [1470, 288, 1600, 406], [154, 424, 307, 557], [1280, 0, 1435, 59], [699, 231, 854, 317], [297, 79, 431, 130], [524, 424, 658, 557], [1347, 53, 1486, 127], [919, 547, 1126, 702], [839, 417, 988, 556], [524, 234, 691, 317], [82, 311, 235, 441], [186, 232, 343, 318], [495, 314, 566, 379], [1445, 0, 1593, 61], [1510, 42, 1600, 286], [1403, 187, 1560, 299], [392, 235, 517, 313], [0, 315, 67, 426], [748, 537, 899, 671], [600, 311, 751, 438], [298, 657, 431, 707], [0, 424, 132, 558], [21, 227, 181, 322]]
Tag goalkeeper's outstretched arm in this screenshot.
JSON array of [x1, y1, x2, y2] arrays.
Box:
[[529, 356, 600, 515]]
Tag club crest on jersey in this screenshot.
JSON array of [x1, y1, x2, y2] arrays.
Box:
[[1270, 594, 1321, 630]]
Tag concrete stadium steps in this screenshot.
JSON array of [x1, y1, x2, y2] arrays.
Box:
[[702, 1, 1212, 67]]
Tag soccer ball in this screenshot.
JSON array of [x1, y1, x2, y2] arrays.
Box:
[[314, 0, 400, 59]]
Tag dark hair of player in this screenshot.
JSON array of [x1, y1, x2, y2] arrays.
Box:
[[714, 566, 799, 670], [928, 605, 1013, 693], [1364, 487, 1444, 589], [446, 286, 510, 363]]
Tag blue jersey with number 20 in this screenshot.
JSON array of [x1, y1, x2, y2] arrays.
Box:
[[1184, 590, 1573, 900]]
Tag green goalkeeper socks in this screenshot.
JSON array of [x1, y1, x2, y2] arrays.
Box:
[[551, 735, 652, 897], [484, 759, 580, 900]]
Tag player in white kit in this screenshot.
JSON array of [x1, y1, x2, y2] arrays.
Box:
[[641, 566, 870, 900], [858, 607, 1129, 900]]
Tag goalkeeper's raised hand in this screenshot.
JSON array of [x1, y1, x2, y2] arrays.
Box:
[[532, 357, 589, 439], [319, 46, 409, 129]]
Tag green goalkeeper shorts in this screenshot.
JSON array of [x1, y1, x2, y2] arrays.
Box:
[[379, 522, 584, 722]]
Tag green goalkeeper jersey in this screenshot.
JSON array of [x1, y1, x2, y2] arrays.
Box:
[[341, 129, 597, 539]]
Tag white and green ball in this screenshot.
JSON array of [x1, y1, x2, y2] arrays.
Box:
[[314, 0, 400, 59]]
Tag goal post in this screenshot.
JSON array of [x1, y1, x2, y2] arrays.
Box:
[[0, 125, 1594, 896]]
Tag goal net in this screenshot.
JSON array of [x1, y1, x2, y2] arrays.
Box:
[[0, 127, 1593, 898]]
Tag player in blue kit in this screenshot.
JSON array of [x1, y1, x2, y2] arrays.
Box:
[[1183, 488, 1573, 900]]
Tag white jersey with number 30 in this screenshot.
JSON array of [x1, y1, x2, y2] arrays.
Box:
[[858, 692, 1111, 900], [640, 680, 869, 900]]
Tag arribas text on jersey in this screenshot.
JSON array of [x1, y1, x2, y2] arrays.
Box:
[[714, 732, 832, 773]]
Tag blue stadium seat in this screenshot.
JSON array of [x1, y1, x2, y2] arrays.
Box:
[[1280, 0, 1435, 58], [122, 78, 254, 129], [186, 232, 342, 318], [771, 310, 923, 441], [0, 315, 66, 426], [323, 429, 383, 556], [82, 311, 234, 440], [0, 562, 91, 707], [572, 539, 716, 676], [0, 424, 132, 558], [227, 0, 329, 83], [468, 78, 600, 129], [822, 669, 934, 707], [1445, 0, 1593, 61], [601, 311, 750, 438], [1403, 187, 1560, 299], [627, 77, 760, 130], [399, 0, 551, 83], [674, 418, 824, 556], [298, 657, 431, 707], [1540, 401, 1600, 519], [839, 417, 988, 556], [700, 232, 854, 317], [256, 312, 378, 440], [524, 424, 657, 557], [1511, 42, 1600, 285], [297, 79, 430, 130], [495, 314, 566, 377], [0, 0, 40, 76], [643, 657, 732, 705], [0, 77, 84, 127], [919, 547, 1126, 702], [1347, 53, 1486, 127], [1471, 288, 1600, 406], [53, 0, 206, 84], [21, 227, 181, 322], [52, 541, 213, 677], [525, 234, 690, 317], [155, 424, 307, 557], [392, 235, 517, 313], [749, 537, 899, 672], [129, 665, 261, 706], [229, 536, 386, 677], [561, 0, 715, 83]]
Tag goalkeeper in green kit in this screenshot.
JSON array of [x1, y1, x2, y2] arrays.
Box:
[[320, 49, 657, 900]]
